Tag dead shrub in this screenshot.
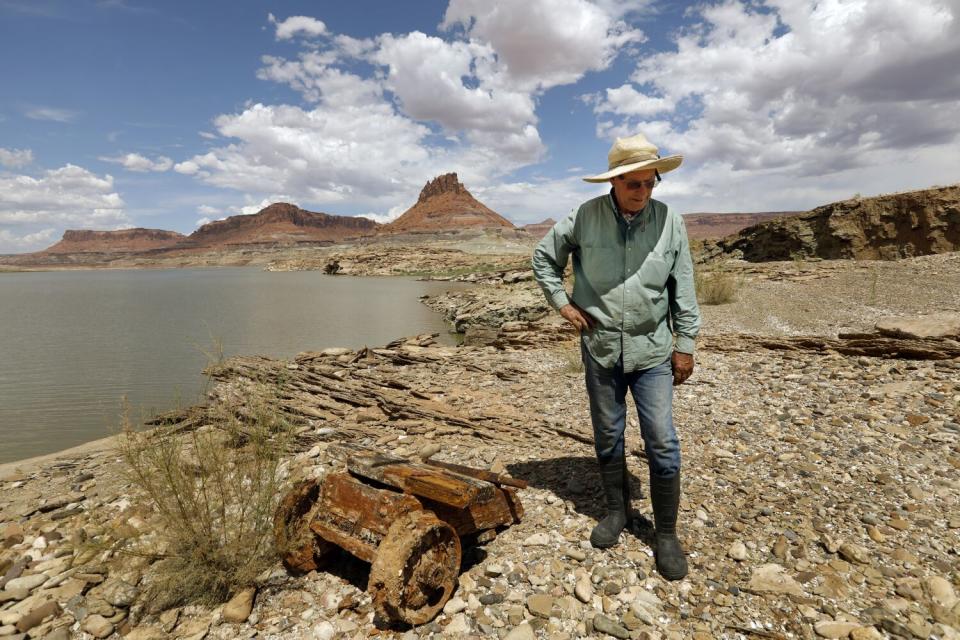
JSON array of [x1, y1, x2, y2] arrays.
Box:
[[116, 385, 294, 607], [695, 264, 741, 305]]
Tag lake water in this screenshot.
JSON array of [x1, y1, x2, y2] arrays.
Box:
[[0, 268, 468, 464]]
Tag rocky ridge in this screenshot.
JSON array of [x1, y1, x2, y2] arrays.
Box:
[[520, 219, 557, 239], [186, 203, 378, 247], [706, 185, 960, 262], [0, 253, 959, 640], [43, 230, 186, 254]]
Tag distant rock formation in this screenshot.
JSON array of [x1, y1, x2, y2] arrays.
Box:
[[708, 185, 960, 261], [521, 218, 557, 239], [385, 173, 514, 233], [682, 212, 799, 241], [43, 229, 186, 254], [186, 203, 378, 246]]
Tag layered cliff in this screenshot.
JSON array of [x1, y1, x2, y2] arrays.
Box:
[[712, 185, 960, 261], [186, 203, 378, 246], [43, 229, 186, 254]]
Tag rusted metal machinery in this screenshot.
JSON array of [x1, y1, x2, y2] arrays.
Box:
[[274, 442, 526, 625]]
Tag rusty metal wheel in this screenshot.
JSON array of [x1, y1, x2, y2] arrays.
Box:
[[368, 510, 462, 625], [274, 478, 332, 574]]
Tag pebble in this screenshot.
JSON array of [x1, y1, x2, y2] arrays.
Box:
[[442, 597, 467, 615], [814, 620, 860, 638], [592, 614, 631, 639], [312, 621, 335, 640], [15, 601, 60, 633], [3, 574, 48, 592], [82, 615, 115, 639], [522, 532, 551, 546], [838, 542, 870, 565], [747, 564, 804, 596], [574, 578, 593, 603], [222, 587, 256, 623], [526, 594, 554, 619], [924, 576, 957, 608], [504, 622, 535, 640], [443, 613, 470, 635], [728, 541, 747, 561]]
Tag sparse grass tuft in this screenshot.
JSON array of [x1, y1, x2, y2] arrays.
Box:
[[559, 346, 584, 374], [695, 263, 742, 305], [116, 383, 294, 607]]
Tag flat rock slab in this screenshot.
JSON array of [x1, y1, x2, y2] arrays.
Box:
[[876, 312, 960, 339]]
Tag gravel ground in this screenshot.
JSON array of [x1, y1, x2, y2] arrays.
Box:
[[1, 253, 958, 640]]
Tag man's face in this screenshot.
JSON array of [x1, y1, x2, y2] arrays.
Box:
[[611, 168, 657, 214]]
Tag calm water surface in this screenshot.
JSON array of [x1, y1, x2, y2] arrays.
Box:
[[0, 268, 468, 463]]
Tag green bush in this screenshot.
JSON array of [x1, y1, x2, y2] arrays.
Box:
[[116, 385, 294, 606]]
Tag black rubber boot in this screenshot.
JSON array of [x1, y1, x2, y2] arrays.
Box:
[[622, 457, 634, 528], [590, 456, 628, 548], [650, 472, 688, 580]]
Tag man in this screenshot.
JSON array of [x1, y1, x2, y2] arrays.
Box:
[[531, 133, 701, 581]]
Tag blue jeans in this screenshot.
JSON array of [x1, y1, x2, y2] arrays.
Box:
[[582, 341, 681, 478]]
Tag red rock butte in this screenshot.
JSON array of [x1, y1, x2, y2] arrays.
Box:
[[43, 228, 186, 254], [384, 173, 514, 233], [185, 202, 378, 246]]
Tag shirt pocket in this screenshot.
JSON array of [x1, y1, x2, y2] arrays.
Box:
[[639, 250, 671, 295]]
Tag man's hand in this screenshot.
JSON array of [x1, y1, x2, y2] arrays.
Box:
[[559, 303, 596, 333], [671, 351, 694, 385]]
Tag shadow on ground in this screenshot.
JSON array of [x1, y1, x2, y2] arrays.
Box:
[[507, 454, 656, 547]]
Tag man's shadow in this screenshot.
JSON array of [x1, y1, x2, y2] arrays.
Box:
[[507, 455, 656, 547]]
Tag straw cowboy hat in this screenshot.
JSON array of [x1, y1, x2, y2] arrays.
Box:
[[583, 133, 683, 183]]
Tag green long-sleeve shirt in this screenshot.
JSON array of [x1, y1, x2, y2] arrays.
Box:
[[532, 192, 701, 371]]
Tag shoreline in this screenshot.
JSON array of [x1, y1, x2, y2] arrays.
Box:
[[0, 433, 120, 478]]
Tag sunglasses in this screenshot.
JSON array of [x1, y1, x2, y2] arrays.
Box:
[[619, 170, 662, 191]]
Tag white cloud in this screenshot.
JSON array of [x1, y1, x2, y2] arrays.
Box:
[[472, 177, 607, 225], [441, 0, 645, 91], [179, 3, 649, 219], [198, 131, 217, 140], [0, 164, 128, 252], [197, 204, 220, 215], [25, 106, 79, 123], [0, 147, 33, 169], [0, 228, 59, 253], [100, 152, 173, 172], [268, 13, 327, 40], [591, 84, 674, 118], [358, 205, 405, 225], [593, 0, 960, 200]]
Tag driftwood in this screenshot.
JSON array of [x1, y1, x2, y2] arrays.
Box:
[[701, 332, 960, 360]]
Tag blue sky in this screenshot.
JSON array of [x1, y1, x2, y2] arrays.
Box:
[[1, 0, 958, 252]]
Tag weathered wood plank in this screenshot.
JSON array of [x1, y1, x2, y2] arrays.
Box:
[[309, 472, 423, 562], [328, 443, 497, 508], [420, 485, 523, 536], [422, 459, 528, 489]]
